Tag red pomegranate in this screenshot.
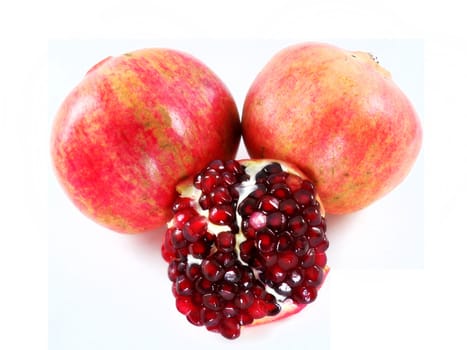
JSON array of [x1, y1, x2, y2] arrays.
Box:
[[51, 48, 241, 233], [162, 159, 329, 339], [242, 42, 422, 214]]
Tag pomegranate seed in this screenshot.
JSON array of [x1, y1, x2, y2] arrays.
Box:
[[270, 182, 291, 198], [201, 259, 224, 282], [267, 264, 286, 284], [278, 251, 299, 271], [214, 251, 236, 268], [175, 275, 193, 296], [200, 308, 221, 327], [238, 197, 257, 216], [248, 211, 267, 230], [258, 195, 280, 212], [256, 229, 276, 254], [176, 296, 193, 315], [223, 265, 241, 283], [279, 198, 300, 216], [189, 241, 209, 258], [216, 231, 235, 252], [285, 173, 303, 191], [187, 308, 203, 326], [207, 159, 225, 171], [234, 290, 255, 310], [168, 260, 180, 282], [172, 197, 192, 212], [183, 215, 207, 242], [203, 293, 224, 311], [170, 227, 187, 249], [293, 189, 314, 206], [173, 208, 197, 229], [304, 266, 323, 286], [289, 216, 308, 237], [303, 206, 322, 226], [209, 205, 234, 225], [201, 169, 220, 193], [293, 285, 317, 304], [219, 317, 240, 339], [210, 186, 233, 205], [218, 282, 238, 301], [266, 211, 286, 231], [287, 269, 303, 288], [186, 263, 201, 281]]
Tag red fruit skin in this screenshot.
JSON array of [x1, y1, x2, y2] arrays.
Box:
[[51, 48, 241, 233], [242, 42, 422, 214]]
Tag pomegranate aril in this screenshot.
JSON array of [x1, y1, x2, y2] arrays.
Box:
[[267, 264, 287, 283], [258, 195, 280, 212], [219, 317, 241, 339], [186, 263, 202, 281], [209, 205, 234, 225], [248, 211, 267, 230], [315, 252, 327, 267], [198, 194, 211, 210], [203, 293, 224, 311], [173, 208, 198, 229], [189, 241, 209, 258], [304, 265, 323, 286], [201, 169, 220, 193], [224, 159, 243, 174], [256, 229, 276, 254], [221, 171, 237, 186], [223, 265, 241, 283], [216, 231, 235, 252], [201, 259, 225, 282], [289, 216, 308, 237], [277, 282, 292, 297], [239, 266, 254, 289], [248, 183, 267, 199], [175, 275, 193, 296], [278, 250, 299, 271], [195, 277, 213, 294], [170, 227, 187, 249], [201, 308, 222, 327], [238, 312, 254, 326], [287, 269, 304, 288], [210, 186, 233, 205], [285, 173, 303, 191], [266, 211, 286, 231], [293, 285, 317, 304], [168, 260, 180, 282], [293, 235, 310, 256], [293, 189, 314, 206], [183, 215, 207, 242], [276, 232, 292, 252], [172, 197, 192, 212], [222, 301, 239, 317], [234, 290, 254, 310], [303, 206, 322, 226], [187, 308, 203, 326], [207, 159, 225, 171], [176, 296, 193, 315], [238, 197, 257, 216], [214, 251, 236, 268], [263, 162, 283, 174], [279, 198, 300, 217], [270, 182, 291, 199], [218, 282, 238, 301]]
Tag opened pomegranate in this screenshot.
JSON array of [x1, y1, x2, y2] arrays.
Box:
[[51, 48, 240, 233], [161, 159, 329, 339]]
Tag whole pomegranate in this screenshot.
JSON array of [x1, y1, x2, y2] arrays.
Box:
[[51, 48, 241, 233], [162, 159, 329, 339], [242, 42, 422, 214]]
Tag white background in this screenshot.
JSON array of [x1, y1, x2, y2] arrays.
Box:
[[1, 1, 467, 350]]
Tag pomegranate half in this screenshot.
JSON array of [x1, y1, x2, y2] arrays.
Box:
[[51, 48, 241, 233], [162, 159, 329, 339]]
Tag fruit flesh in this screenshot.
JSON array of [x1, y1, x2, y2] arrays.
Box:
[[242, 42, 422, 214], [51, 48, 240, 233], [162, 159, 328, 339]]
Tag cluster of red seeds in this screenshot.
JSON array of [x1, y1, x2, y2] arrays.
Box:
[[161, 160, 328, 339], [237, 162, 328, 304]]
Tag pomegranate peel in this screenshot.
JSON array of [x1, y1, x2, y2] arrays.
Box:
[[162, 159, 329, 339]]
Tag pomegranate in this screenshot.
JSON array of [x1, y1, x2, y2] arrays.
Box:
[[242, 42, 422, 214], [162, 159, 329, 339], [51, 48, 240, 233]]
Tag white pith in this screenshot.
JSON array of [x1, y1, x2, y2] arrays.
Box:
[[168, 160, 305, 304]]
